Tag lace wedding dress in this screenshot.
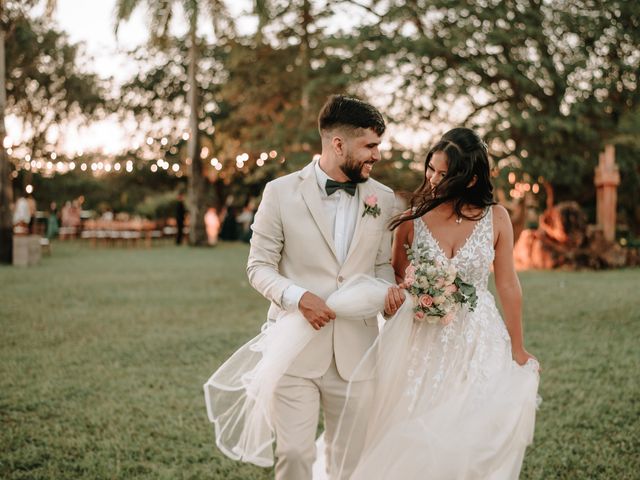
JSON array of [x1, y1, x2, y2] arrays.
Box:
[[327, 208, 540, 479]]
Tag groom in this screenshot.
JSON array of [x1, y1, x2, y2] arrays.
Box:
[[247, 95, 396, 479]]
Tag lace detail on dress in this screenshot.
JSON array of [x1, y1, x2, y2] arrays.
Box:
[[412, 208, 495, 290], [403, 207, 511, 411]]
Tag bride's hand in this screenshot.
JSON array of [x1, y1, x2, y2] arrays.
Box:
[[512, 348, 540, 370], [384, 286, 405, 316]]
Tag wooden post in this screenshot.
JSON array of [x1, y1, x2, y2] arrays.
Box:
[[594, 144, 620, 243]]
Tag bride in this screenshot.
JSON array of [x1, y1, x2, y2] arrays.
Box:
[[327, 127, 540, 479]]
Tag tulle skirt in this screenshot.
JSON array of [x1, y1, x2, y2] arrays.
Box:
[[329, 289, 540, 480]]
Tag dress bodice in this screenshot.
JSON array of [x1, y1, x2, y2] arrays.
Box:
[[411, 207, 494, 290]]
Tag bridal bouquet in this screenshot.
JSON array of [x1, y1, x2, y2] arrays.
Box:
[[404, 244, 478, 325]]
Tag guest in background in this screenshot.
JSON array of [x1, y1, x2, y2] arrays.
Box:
[[175, 193, 186, 245], [204, 207, 221, 246], [219, 206, 239, 241], [12, 196, 31, 234], [46, 201, 60, 240], [236, 201, 256, 243], [69, 199, 82, 234], [26, 194, 37, 234], [100, 207, 114, 222], [61, 201, 72, 229]]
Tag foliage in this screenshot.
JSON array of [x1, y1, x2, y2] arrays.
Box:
[[338, 0, 640, 204], [135, 190, 181, 220], [5, 8, 107, 156]]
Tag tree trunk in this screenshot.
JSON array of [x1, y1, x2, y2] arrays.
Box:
[[0, 13, 13, 264], [299, 0, 311, 121], [187, 17, 207, 246]]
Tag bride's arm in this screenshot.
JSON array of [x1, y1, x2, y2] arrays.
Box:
[[391, 219, 413, 284], [492, 205, 537, 366], [382, 220, 413, 316]]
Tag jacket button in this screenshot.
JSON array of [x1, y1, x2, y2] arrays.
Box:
[[337, 275, 344, 283]]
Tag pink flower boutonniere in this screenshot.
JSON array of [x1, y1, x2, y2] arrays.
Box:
[[362, 194, 381, 218]]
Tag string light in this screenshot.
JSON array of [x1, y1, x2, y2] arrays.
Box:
[[6, 136, 290, 179]]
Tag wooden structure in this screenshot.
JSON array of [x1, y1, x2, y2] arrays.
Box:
[[594, 144, 620, 243]]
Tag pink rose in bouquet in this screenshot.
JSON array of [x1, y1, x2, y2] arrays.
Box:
[[419, 294, 434, 308], [404, 264, 416, 287]]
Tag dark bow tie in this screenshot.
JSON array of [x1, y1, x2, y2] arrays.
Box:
[[325, 179, 357, 196]]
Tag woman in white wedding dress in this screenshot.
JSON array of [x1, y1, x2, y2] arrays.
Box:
[[329, 127, 540, 480]]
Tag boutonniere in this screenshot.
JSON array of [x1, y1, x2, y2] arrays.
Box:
[[362, 194, 381, 218]]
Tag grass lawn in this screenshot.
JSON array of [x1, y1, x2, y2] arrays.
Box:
[[0, 241, 638, 479]]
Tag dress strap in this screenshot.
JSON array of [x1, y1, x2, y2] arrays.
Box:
[[483, 206, 494, 248]]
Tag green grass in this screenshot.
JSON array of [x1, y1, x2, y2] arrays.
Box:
[[0, 242, 638, 479]]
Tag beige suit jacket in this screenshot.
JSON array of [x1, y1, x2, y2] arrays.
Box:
[[247, 160, 396, 381]]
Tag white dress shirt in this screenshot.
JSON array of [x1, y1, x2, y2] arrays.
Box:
[[281, 161, 360, 311]]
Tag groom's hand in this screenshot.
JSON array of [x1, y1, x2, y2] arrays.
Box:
[[299, 292, 336, 330]]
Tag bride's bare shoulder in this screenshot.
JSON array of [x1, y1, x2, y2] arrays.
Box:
[[491, 204, 513, 244], [393, 212, 415, 245]]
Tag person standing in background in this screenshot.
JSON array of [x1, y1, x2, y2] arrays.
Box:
[[176, 193, 186, 245], [46, 201, 59, 240]]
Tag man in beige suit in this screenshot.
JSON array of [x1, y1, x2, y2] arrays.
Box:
[[247, 95, 398, 479]]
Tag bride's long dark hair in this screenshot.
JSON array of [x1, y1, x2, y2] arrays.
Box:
[[389, 127, 496, 230]]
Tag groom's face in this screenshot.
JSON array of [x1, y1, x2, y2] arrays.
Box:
[[339, 128, 382, 183]]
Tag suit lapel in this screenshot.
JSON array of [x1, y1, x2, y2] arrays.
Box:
[[344, 180, 374, 264], [299, 163, 339, 261]]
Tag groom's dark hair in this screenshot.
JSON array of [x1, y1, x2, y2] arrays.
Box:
[[318, 95, 386, 136]]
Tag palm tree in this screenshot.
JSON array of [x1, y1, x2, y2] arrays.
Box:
[[0, 0, 57, 264], [114, 0, 233, 246]]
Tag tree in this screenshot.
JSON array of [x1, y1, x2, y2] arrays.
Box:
[[338, 0, 639, 207], [1, 0, 104, 263], [115, 0, 234, 246], [0, 0, 10, 263]]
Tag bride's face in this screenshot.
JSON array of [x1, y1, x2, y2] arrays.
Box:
[[426, 151, 448, 190]]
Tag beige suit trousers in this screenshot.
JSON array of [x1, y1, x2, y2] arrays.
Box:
[[272, 357, 373, 480]]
